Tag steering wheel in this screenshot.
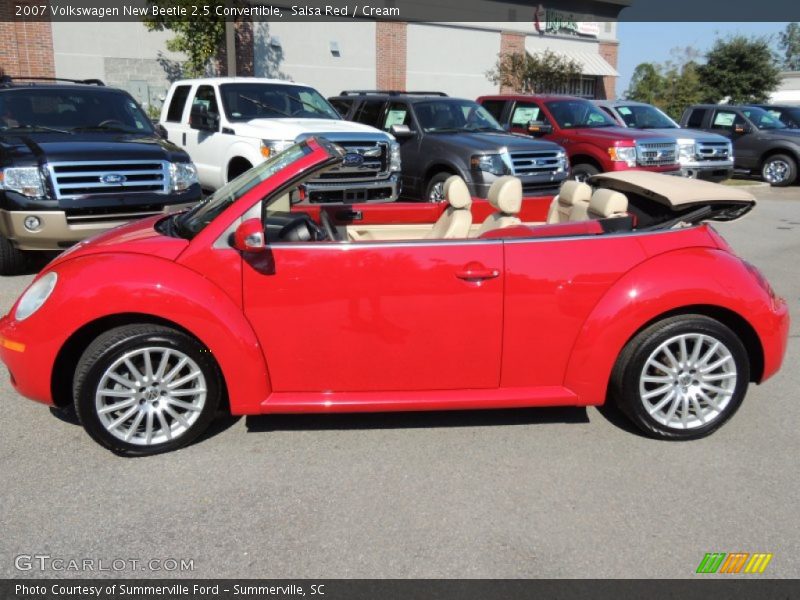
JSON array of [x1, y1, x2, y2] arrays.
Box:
[[319, 210, 340, 241], [97, 119, 126, 128]]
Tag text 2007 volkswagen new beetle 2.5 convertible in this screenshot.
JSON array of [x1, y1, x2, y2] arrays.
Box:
[[0, 137, 789, 455]]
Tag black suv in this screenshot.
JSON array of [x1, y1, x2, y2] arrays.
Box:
[[0, 76, 201, 274], [680, 104, 800, 186], [329, 91, 569, 201]]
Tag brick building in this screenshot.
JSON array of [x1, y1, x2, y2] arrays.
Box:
[[1, 1, 625, 112]]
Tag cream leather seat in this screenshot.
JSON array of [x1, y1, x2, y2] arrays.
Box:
[[587, 188, 628, 219], [474, 176, 523, 237], [424, 175, 473, 239], [547, 180, 592, 224]]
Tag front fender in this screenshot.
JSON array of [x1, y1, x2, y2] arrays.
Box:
[[6, 254, 270, 414], [563, 247, 776, 406]]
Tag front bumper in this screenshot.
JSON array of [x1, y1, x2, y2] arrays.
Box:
[[306, 174, 400, 203], [680, 161, 734, 182], [0, 202, 195, 251], [471, 173, 566, 199], [0, 312, 59, 405]]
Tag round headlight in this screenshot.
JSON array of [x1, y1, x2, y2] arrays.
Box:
[[14, 272, 57, 321]]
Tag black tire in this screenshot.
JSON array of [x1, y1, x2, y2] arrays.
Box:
[[761, 154, 797, 187], [570, 163, 600, 183], [73, 324, 222, 456], [425, 172, 453, 203], [610, 315, 749, 441], [0, 235, 28, 276]]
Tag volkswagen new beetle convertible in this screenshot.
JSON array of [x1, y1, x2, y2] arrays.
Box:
[[0, 137, 789, 455]]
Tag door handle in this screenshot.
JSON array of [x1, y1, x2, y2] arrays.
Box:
[[182, 132, 186, 146], [456, 262, 500, 282]]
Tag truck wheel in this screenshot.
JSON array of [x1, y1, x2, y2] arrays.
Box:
[[570, 163, 600, 182], [425, 172, 453, 202], [0, 235, 28, 276], [227, 158, 253, 183], [761, 154, 797, 187], [610, 315, 749, 440], [73, 324, 223, 456]]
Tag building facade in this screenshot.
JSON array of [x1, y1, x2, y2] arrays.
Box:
[[1, 2, 623, 113]]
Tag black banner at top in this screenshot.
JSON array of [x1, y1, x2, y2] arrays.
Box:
[[4, 0, 800, 22]]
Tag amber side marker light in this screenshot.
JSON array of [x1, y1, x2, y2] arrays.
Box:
[[0, 336, 25, 352]]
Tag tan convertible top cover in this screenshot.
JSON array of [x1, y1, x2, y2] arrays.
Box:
[[589, 171, 757, 209]]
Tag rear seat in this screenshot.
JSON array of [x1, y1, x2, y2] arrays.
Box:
[[587, 188, 628, 220], [547, 181, 592, 224]]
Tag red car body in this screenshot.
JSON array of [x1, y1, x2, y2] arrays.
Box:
[[478, 94, 682, 176], [0, 138, 789, 452]]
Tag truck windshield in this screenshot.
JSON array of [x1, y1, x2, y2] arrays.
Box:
[[0, 88, 154, 134], [615, 104, 678, 129], [174, 142, 312, 239], [545, 99, 617, 129], [741, 107, 787, 130], [414, 99, 505, 133], [219, 83, 340, 121]]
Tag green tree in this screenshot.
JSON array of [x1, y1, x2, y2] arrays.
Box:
[[778, 22, 800, 71], [142, 0, 231, 77], [624, 62, 664, 105], [660, 61, 706, 120], [698, 35, 781, 104], [486, 49, 582, 94]]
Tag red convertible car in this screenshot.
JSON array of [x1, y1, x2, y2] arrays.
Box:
[[0, 137, 789, 455]]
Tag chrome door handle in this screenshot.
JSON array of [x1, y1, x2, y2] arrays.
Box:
[[456, 265, 500, 282]]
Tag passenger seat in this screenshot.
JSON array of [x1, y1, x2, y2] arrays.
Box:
[[547, 180, 592, 224], [587, 189, 628, 220], [424, 175, 473, 239], [474, 176, 523, 237]]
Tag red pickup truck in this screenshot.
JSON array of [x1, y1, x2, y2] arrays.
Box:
[[478, 95, 681, 181]]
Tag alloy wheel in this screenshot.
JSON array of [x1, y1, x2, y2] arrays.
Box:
[[763, 159, 790, 184]]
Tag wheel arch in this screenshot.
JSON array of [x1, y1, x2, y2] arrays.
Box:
[[759, 145, 800, 167], [568, 153, 603, 171]]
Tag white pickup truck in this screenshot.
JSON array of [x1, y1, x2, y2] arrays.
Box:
[[158, 77, 401, 202]]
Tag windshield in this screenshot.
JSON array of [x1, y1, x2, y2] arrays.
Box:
[[414, 99, 505, 133], [0, 88, 154, 134], [615, 104, 678, 129], [219, 83, 340, 121], [175, 143, 312, 239], [545, 99, 618, 129], [741, 107, 787, 130]]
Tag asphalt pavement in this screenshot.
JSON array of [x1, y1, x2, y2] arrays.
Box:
[[1, 185, 798, 579]]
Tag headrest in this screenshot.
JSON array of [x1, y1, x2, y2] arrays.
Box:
[[444, 175, 472, 209], [487, 176, 522, 214], [558, 180, 592, 207], [589, 188, 628, 218]]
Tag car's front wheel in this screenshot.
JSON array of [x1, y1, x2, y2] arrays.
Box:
[[570, 163, 600, 182], [425, 172, 453, 202], [761, 154, 797, 187], [73, 324, 222, 456], [610, 315, 749, 440], [0, 235, 28, 276]]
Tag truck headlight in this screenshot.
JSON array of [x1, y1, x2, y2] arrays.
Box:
[[608, 146, 637, 166], [678, 140, 697, 163], [1, 167, 46, 198], [471, 150, 512, 176], [390, 141, 401, 172], [169, 162, 199, 192], [260, 140, 294, 159], [556, 150, 569, 173], [14, 272, 57, 322]]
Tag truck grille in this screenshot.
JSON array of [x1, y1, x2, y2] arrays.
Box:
[[315, 141, 389, 183], [510, 151, 564, 176], [47, 160, 170, 200], [696, 141, 732, 161], [636, 142, 678, 166]]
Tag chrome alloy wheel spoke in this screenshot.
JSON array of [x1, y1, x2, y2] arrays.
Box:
[[95, 347, 207, 446], [639, 333, 737, 430]]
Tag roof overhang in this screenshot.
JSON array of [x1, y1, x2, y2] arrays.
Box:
[[524, 43, 619, 77]]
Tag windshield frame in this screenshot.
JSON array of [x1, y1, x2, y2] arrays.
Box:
[[614, 103, 679, 130], [0, 87, 155, 135], [218, 83, 341, 122], [544, 99, 618, 130], [413, 99, 506, 134]]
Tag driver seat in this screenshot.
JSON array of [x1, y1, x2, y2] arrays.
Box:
[[474, 176, 522, 237], [425, 175, 473, 239]]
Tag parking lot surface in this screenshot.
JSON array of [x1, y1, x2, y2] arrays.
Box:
[[1, 186, 798, 579]]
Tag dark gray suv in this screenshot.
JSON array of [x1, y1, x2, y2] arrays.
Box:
[[329, 91, 569, 201]]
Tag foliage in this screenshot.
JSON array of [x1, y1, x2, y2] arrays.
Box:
[[778, 22, 800, 71], [141, 0, 230, 78], [486, 49, 582, 94], [624, 50, 705, 120], [624, 63, 663, 105], [697, 35, 781, 104]]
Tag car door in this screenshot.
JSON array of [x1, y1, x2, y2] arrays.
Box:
[[709, 109, 758, 169], [380, 101, 424, 197], [186, 85, 226, 188], [242, 237, 504, 393], [160, 84, 192, 149]]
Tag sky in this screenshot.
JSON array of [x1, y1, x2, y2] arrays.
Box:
[[615, 22, 789, 97]]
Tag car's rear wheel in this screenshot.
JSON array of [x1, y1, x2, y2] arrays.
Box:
[[610, 315, 749, 440], [0, 235, 28, 276], [761, 154, 797, 187], [425, 172, 453, 202], [570, 163, 600, 183], [73, 324, 222, 456]]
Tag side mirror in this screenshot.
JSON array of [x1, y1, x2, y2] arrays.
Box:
[[233, 218, 267, 253], [189, 105, 219, 132], [390, 124, 414, 138], [155, 123, 168, 139], [734, 123, 752, 135], [528, 121, 553, 136]]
